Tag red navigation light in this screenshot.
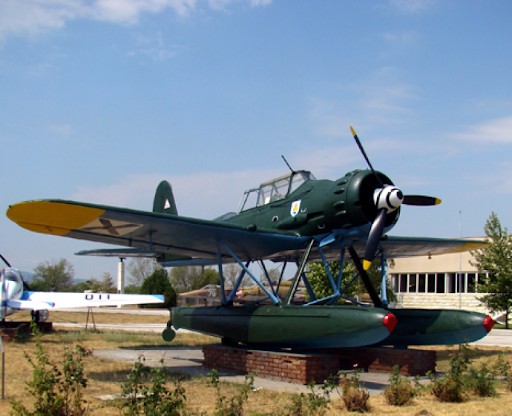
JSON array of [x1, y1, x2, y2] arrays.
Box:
[[383, 313, 397, 333], [483, 316, 495, 333]]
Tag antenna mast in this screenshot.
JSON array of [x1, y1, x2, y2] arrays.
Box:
[[281, 155, 296, 174]]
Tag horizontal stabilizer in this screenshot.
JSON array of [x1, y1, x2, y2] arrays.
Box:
[[76, 248, 160, 258]]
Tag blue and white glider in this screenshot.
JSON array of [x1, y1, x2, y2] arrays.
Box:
[[0, 268, 164, 320]]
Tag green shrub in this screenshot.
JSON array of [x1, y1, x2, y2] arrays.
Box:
[[384, 364, 422, 406], [10, 323, 89, 416], [429, 343, 471, 403], [208, 369, 253, 416], [117, 356, 186, 416], [339, 370, 370, 413], [495, 351, 512, 392], [468, 360, 498, 397], [285, 377, 336, 416]]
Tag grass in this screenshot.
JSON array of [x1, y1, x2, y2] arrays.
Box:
[[7, 308, 170, 325], [2, 310, 512, 415]]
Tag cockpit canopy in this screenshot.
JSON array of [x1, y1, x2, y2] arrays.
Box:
[[1, 268, 23, 284], [237, 170, 315, 213]]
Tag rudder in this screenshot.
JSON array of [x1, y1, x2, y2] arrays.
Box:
[[153, 180, 178, 215]]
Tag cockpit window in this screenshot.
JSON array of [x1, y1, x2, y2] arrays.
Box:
[[237, 170, 315, 212], [2, 268, 22, 283], [290, 171, 314, 193]]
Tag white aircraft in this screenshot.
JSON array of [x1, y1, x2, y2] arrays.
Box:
[[0, 267, 164, 321]]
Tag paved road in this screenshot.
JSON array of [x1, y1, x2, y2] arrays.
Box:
[[471, 328, 512, 347]]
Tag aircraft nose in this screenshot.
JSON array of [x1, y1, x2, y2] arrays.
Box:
[[374, 186, 404, 213], [383, 313, 398, 333], [483, 316, 495, 333]]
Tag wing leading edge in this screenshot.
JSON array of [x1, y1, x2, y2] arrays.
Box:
[[7, 200, 311, 262]]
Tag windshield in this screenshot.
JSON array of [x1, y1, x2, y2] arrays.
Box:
[[237, 170, 314, 212]]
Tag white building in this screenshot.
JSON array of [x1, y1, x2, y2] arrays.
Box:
[[389, 241, 489, 314]]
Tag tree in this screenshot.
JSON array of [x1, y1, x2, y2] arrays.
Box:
[[32, 259, 74, 292], [140, 269, 176, 308], [223, 263, 252, 288], [471, 212, 512, 328], [306, 260, 396, 304], [307, 261, 358, 303], [192, 268, 220, 290], [127, 258, 162, 286], [70, 272, 117, 293], [169, 266, 220, 293]]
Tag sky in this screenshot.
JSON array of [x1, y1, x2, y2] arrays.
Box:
[[1, 0, 512, 282]]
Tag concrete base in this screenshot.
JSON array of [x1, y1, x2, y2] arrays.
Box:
[[0, 321, 53, 341], [203, 344, 436, 384]]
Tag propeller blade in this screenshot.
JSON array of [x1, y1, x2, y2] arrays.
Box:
[[350, 126, 383, 187], [403, 195, 441, 206], [363, 208, 387, 270]]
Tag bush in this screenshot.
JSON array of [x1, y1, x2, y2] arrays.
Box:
[[384, 365, 422, 406], [208, 369, 253, 416], [495, 351, 512, 392], [116, 356, 187, 416], [285, 377, 336, 416], [339, 370, 370, 413], [429, 343, 471, 403], [468, 360, 498, 397], [10, 323, 89, 416]]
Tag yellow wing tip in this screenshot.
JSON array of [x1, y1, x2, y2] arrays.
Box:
[[350, 126, 356, 137], [435, 198, 442, 205], [363, 260, 372, 270]]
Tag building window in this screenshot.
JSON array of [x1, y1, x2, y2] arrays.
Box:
[[436, 273, 445, 293], [409, 274, 417, 293], [399, 274, 407, 292], [468, 273, 477, 293], [427, 274, 436, 293], [447, 273, 456, 293], [418, 274, 426, 293]]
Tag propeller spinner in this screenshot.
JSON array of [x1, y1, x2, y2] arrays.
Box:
[[349, 127, 441, 270]]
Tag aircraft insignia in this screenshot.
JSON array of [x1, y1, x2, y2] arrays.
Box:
[[80, 218, 143, 236], [290, 200, 301, 217]]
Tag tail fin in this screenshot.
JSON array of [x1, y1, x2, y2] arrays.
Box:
[[153, 180, 178, 215]]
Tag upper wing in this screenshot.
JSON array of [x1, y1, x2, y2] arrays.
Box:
[[7, 200, 488, 266], [7, 200, 311, 262], [20, 292, 164, 309]]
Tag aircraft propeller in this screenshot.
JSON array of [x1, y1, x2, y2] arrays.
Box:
[[349, 127, 441, 270]]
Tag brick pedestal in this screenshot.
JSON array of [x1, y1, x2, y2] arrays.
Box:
[[203, 345, 339, 384], [203, 344, 436, 384], [324, 347, 436, 376]]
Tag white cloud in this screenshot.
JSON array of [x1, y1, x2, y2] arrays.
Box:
[[49, 123, 72, 135], [71, 167, 282, 219], [451, 116, 512, 143], [0, 0, 271, 41], [207, 0, 271, 10], [388, 0, 436, 15], [128, 31, 182, 61], [382, 31, 420, 49], [307, 77, 418, 139]]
